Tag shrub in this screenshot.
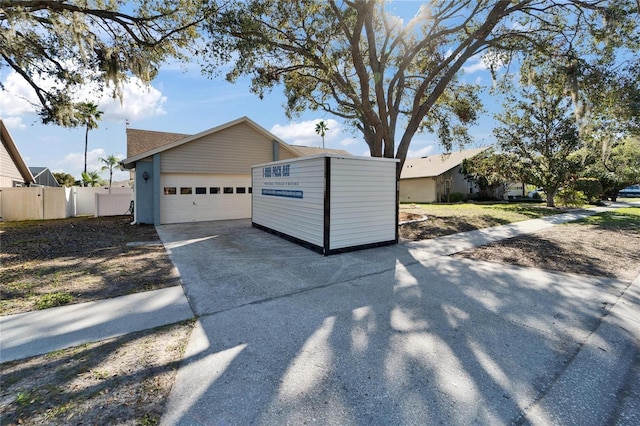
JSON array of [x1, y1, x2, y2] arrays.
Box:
[[35, 292, 74, 310], [573, 178, 603, 202], [555, 188, 586, 207], [448, 192, 466, 203]]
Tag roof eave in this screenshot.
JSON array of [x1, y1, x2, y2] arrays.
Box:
[[1, 120, 35, 183]]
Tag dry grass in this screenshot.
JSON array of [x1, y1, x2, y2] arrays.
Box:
[[0, 216, 181, 315]]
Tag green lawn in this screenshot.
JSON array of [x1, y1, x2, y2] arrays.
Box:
[[405, 202, 564, 223], [571, 206, 640, 231]]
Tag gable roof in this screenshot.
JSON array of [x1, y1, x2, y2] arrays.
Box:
[[400, 147, 489, 179], [122, 116, 340, 169], [126, 128, 189, 157], [1, 119, 35, 185], [29, 166, 60, 187], [29, 166, 49, 178], [291, 145, 351, 157]]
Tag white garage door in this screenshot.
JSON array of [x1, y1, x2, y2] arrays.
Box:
[[160, 173, 252, 224]]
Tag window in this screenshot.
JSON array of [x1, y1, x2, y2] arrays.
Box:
[[180, 187, 192, 195], [223, 187, 233, 194], [164, 187, 177, 195], [248, 187, 252, 194], [195, 187, 206, 194], [210, 187, 220, 194], [236, 187, 246, 194]]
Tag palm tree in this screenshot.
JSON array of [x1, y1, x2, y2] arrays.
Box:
[[75, 102, 103, 180], [99, 154, 120, 193], [81, 171, 101, 187], [314, 120, 329, 149]]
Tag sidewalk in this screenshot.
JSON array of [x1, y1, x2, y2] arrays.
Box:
[[0, 286, 194, 363], [402, 206, 613, 255]]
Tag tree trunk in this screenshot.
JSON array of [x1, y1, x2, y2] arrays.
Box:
[[546, 191, 555, 208], [84, 126, 89, 174]]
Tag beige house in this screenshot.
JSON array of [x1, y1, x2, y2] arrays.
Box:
[[121, 116, 349, 225], [1, 119, 35, 188], [399, 147, 489, 203]]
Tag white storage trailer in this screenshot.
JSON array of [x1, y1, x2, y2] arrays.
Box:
[[251, 154, 399, 255]]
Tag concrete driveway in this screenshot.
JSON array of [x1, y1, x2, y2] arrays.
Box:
[[157, 218, 640, 425]]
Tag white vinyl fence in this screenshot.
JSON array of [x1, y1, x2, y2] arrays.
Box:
[[0, 186, 132, 221]]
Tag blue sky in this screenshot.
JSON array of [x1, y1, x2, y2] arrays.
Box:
[[0, 2, 499, 184]]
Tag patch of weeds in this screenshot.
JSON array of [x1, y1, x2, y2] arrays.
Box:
[[35, 292, 74, 309], [44, 342, 91, 360], [15, 390, 41, 406], [44, 401, 76, 420], [139, 413, 159, 426], [91, 369, 111, 380]]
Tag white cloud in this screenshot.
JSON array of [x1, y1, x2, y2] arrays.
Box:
[[0, 70, 166, 122], [270, 118, 343, 148], [0, 72, 39, 116], [96, 79, 166, 121], [407, 144, 435, 158], [53, 148, 128, 182], [1, 116, 26, 129], [463, 56, 488, 74]]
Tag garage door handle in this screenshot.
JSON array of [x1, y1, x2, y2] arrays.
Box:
[[193, 201, 196, 205]]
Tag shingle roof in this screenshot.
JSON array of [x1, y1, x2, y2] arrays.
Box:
[[291, 145, 351, 157], [123, 117, 353, 168], [400, 147, 489, 179], [28, 166, 48, 178], [126, 128, 189, 157]]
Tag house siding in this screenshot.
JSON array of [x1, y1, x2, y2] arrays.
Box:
[[1, 137, 25, 187], [400, 177, 437, 203], [160, 122, 275, 174]]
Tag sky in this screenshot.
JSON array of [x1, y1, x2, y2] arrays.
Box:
[[0, 2, 500, 184]]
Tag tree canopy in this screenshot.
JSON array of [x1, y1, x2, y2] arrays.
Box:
[[202, 0, 639, 172], [493, 66, 583, 207], [1, 0, 211, 126]]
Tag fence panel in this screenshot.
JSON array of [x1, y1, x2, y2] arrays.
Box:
[[75, 187, 132, 215], [0, 187, 44, 220], [95, 193, 133, 217], [43, 187, 67, 219]]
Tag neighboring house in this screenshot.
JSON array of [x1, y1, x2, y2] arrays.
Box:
[[29, 167, 60, 187], [399, 147, 489, 203], [121, 116, 350, 225], [1, 119, 35, 187], [503, 182, 529, 199]]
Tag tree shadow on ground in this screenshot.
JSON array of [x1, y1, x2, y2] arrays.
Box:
[[163, 240, 634, 424], [0, 321, 194, 425]]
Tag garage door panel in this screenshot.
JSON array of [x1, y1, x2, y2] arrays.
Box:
[[160, 174, 251, 224]]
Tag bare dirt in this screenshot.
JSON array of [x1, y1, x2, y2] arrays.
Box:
[[0, 320, 194, 425], [0, 216, 181, 315], [1, 215, 190, 425], [454, 223, 640, 282]]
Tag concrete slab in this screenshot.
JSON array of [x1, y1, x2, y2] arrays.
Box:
[[0, 286, 194, 363], [160, 233, 638, 426], [523, 274, 640, 426], [156, 220, 427, 316]]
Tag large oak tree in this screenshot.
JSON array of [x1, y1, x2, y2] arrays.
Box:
[[1, 0, 213, 125], [202, 0, 639, 175]]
